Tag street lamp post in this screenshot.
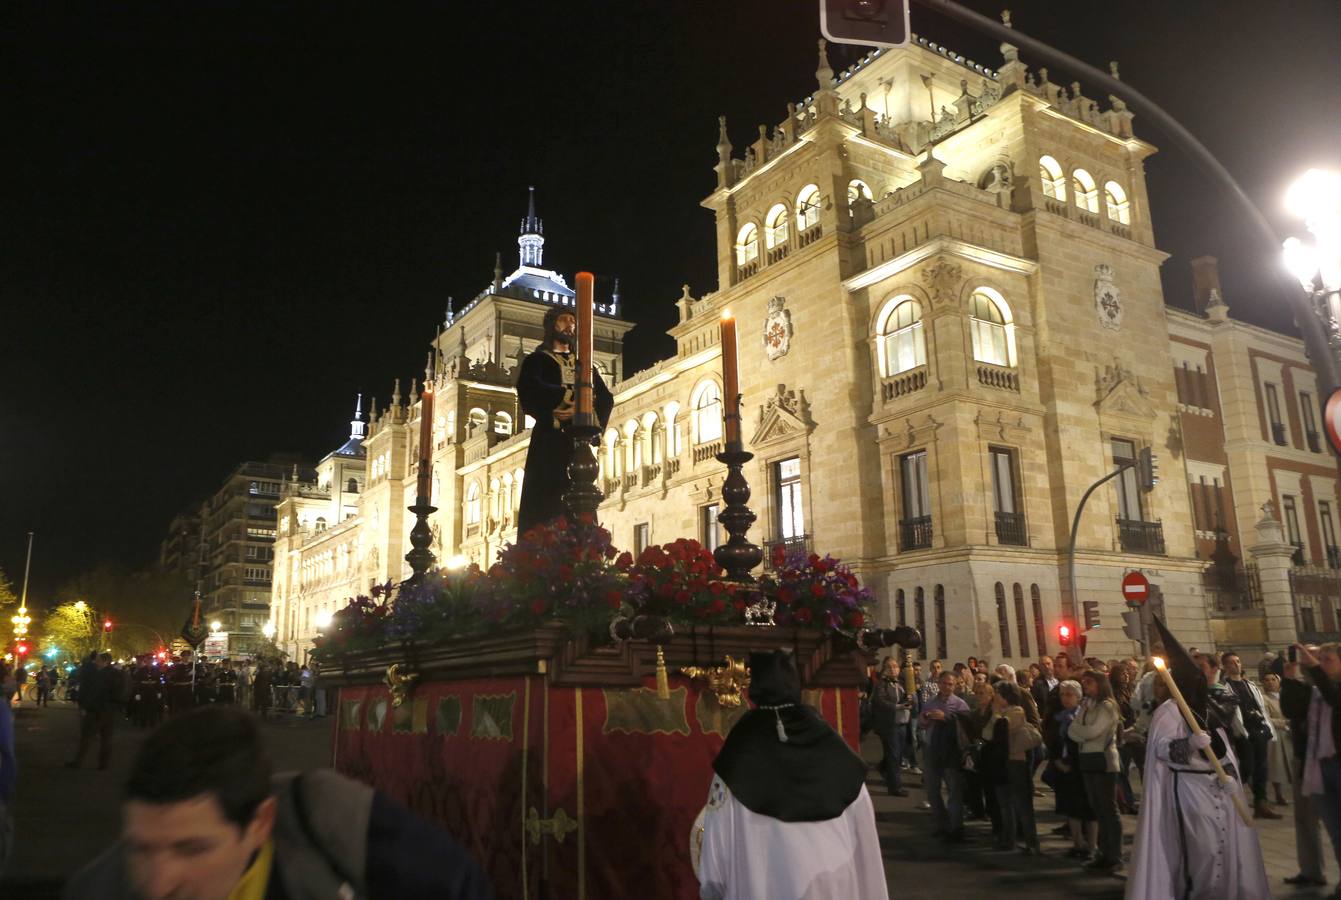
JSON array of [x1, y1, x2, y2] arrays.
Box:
[[1283, 170, 1341, 386]]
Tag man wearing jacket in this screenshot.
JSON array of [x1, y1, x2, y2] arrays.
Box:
[[65, 705, 492, 899], [871, 657, 912, 797]]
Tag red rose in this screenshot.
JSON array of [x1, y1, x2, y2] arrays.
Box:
[[794, 607, 813, 625], [849, 612, 865, 628], [615, 551, 633, 569], [558, 564, 573, 581], [531, 599, 548, 616], [709, 599, 726, 615], [771, 544, 786, 567], [779, 587, 796, 604], [810, 582, 826, 598], [708, 581, 725, 595], [732, 598, 747, 613], [605, 590, 623, 609], [674, 590, 692, 605]]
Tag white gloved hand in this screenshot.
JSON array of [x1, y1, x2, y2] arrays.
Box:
[[1188, 731, 1212, 751]]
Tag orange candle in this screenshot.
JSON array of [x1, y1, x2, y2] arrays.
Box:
[[417, 384, 434, 502], [576, 272, 595, 421], [720, 310, 740, 447]]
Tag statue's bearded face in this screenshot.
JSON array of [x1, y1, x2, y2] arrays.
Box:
[[553, 313, 576, 344]]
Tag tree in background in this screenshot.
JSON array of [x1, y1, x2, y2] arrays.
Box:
[[50, 564, 193, 657], [41, 601, 101, 661], [0, 568, 18, 611]]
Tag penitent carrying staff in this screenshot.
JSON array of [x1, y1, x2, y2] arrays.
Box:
[[515, 294, 613, 535]]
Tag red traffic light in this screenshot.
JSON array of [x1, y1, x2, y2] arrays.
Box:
[[103, 620, 113, 631], [156, 649, 167, 660], [15, 642, 29, 656], [1057, 623, 1074, 646]]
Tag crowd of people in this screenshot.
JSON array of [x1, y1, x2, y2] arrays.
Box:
[[861, 642, 1333, 888]]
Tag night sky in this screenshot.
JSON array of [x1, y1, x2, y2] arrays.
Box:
[[4, 1, 1339, 600]]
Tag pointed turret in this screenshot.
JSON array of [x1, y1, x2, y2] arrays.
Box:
[[519, 186, 545, 267], [350, 394, 365, 440]]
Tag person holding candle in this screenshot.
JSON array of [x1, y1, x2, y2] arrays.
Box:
[[1126, 617, 1268, 899], [516, 302, 613, 534]]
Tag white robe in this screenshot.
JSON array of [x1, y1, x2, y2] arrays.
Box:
[[1126, 701, 1269, 900], [696, 775, 888, 900]]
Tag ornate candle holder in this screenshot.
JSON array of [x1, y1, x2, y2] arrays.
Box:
[[404, 499, 438, 582], [563, 418, 604, 524], [713, 446, 763, 582]]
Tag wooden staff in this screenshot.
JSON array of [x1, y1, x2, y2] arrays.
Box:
[[1152, 657, 1254, 827]]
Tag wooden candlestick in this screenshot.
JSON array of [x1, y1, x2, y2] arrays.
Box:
[[1151, 657, 1254, 826], [576, 272, 595, 426], [720, 310, 740, 448]]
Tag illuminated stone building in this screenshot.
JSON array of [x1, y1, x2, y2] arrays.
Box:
[[272, 34, 1335, 664]]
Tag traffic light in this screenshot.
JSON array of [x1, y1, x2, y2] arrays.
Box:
[[104, 619, 113, 632], [1137, 446, 1159, 492], [15, 642, 29, 657], [820, 0, 910, 50], [1122, 610, 1144, 642], [1082, 600, 1101, 630], [1057, 622, 1074, 646]]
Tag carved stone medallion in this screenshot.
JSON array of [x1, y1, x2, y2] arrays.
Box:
[[763, 296, 793, 360], [1095, 263, 1122, 330]]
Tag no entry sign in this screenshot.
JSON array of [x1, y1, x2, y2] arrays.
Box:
[[1122, 571, 1150, 605], [1324, 388, 1341, 456]]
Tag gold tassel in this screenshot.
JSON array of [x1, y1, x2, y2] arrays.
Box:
[[656, 645, 670, 699]]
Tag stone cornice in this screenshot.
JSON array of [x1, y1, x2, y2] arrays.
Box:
[[843, 236, 1037, 292]]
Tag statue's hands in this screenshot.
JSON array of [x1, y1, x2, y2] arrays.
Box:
[[554, 403, 575, 422]]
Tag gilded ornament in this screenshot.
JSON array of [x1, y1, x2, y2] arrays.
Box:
[[383, 663, 418, 708], [681, 655, 751, 708]]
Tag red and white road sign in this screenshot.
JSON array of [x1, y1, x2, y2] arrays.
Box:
[[1324, 388, 1341, 456], [1122, 571, 1150, 604]]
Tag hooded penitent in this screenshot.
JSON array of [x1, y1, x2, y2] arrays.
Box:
[[1150, 614, 1228, 758], [711, 649, 867, 822]]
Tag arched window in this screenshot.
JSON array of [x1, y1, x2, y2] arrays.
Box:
[[765, 203, 789, 249], [664, 401, 682, 457], [1013, 583, 1031, 658], [895, 588, 906, 626], [603, 428, 620, 477], [914, 586, 927, 660], [969, 288, 1013, 367], [876, 296, 926, 376], [1039, 155, 1066, 201], [796, 184, 821, 231], [623, 419, 640, 471], [468, 408, 487, 435], [692, 382, 723, 444], [642, 411, 661, 464], [735, 223, 760, 267], [994, 582, 1013, 657], [432, 475, 441, 505], [1104, 181, 1130, 225], [445, 411, 456, 441], [493, 411, 513, 436], [847, 179, 873, 207], [513, 469, 524, 510], [490, 478, 501, 519], [1072, 168, 1099, 213], [346, 478, 359, 494], [315, 517, 327, 532], [934, 585, 948, 660], [464, 482, 481, 525], [1030, 584, 1047, 655]]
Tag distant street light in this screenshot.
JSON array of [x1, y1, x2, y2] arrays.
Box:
[[313, 610, 334, 631], [210, 620, 222, 633], [261, 621, 276, 639], [1284, 169, 1341, 449]]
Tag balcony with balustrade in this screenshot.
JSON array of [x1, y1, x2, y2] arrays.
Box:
[[1117, 518, 1165, 555], [994, 511, 1027, 546], [899, 516, 933, 551]]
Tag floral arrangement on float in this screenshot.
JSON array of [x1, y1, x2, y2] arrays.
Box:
[[312, 517, 874, 660]]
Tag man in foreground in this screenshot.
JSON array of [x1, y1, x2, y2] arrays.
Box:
[[65, 705, 492, 899], [695, 649, 886, 900]]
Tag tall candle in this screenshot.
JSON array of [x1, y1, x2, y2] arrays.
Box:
[[417, 384, 434, 502], [720, 310, 740, 448], [576, 271, 595, 422]]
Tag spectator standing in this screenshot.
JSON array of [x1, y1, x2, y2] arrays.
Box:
[[1042, 679, 1096, 859], [1292, 643, 1341, 883], [1222, 651, 1282, 819], [919, 671, 970, 841], [0, 690, 14, 875], [964, 679, 996, 826], [1261, 672, 1291, 807], [1280, 647, 1331, 888], [1068, 670, 1123, 872], [67, 652, 118, 770], [252, 660, 273, 719], [1110, 662, 1139, 814], [0, 663, 15, 705], [871, 657, 911, 797], [983, 681, 1041, 854]]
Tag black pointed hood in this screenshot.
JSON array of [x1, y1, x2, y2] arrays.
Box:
[[711, 649, 868, 822], [1151, 615, 1207, 722]]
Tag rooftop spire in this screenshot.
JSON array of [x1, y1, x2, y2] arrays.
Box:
[[518, 186, 545, 267], [350, 393, 365, 440]]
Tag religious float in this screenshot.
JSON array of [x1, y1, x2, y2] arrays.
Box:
[[317, 273, 919, 899]]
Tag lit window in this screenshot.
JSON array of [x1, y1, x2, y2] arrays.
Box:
[[765, 203, 789, 249], [775, 457, 805, 540], [969, 289, 1012, 366], [664, 401, 682, 456], [1039, 155, 1066, 201], [642, 411, 661, 464], [701, 503, 722, 551], [468, 408, 487, 435], [465, 482, 481, 525], [878, 297, 926, 376], [796, 184, 821, 231], [735, 224, 760, 267], [1104, 181, 1130, 224], [693, 382, 723, 444], [624, 420, 640, 471], [1072, 168, 1098, 213]]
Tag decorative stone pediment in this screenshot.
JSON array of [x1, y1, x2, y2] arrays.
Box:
[[750, 384, 813, 447], [688, 474, 724, 505], [920, 256, 963, 311], [1095, 359, 1156, 422], [975, 410, 1032, 443], [879, 414, 943, 452]]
